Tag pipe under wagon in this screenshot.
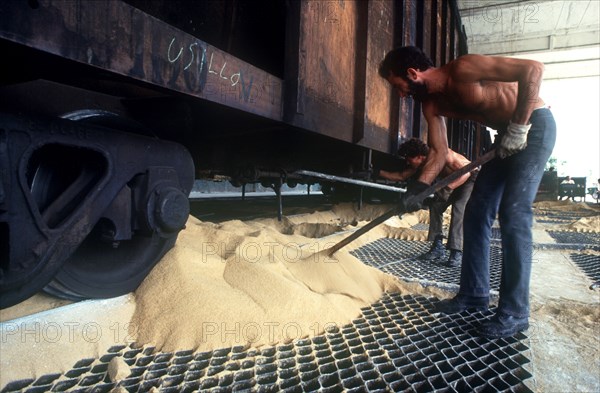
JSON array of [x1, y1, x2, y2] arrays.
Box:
[[0, 0, 488, 308]]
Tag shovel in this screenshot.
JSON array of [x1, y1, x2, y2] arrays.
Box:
[[326, 149, 497, 257]]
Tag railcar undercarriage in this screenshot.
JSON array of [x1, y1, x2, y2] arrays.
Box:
[[0, 111, 194, 308], [0, 0, 483, 308]]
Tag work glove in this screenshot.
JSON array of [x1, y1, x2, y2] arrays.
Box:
[[497, 122, 531, 159], [399, 180, 430, 213]]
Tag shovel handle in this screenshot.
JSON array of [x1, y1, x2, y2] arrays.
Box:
[[326, 149, 497, 256]]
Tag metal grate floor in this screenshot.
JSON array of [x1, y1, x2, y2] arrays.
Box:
[[547, 231, 600, 246], [1, 294, 533, 393], [350, 238, 503, 291], [570, 253, 600, 284], [535, 218, 572, 224], [535, 211, 597, 221], [410, 223, 430, 231], [490, 227, 502, 241]]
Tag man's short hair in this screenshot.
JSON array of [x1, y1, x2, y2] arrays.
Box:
[[398, 138, 429, 159], [378, 46, 434, 79]]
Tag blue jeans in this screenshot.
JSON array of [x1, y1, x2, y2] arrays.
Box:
[[460, 108, 556, 318]]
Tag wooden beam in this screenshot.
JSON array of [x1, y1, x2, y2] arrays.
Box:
[[0, 0, 283, 121]]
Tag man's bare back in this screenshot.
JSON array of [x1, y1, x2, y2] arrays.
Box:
[[434, 55, 546, 131]]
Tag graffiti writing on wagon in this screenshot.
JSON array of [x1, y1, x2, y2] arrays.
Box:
[[166, 37, 279, 108]]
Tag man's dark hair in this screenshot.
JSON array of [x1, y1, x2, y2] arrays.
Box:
[[398, 138, 429, 159], [378, 46, 434, 79]]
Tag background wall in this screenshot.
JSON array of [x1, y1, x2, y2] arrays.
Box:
[[457, 0, 600, 186]]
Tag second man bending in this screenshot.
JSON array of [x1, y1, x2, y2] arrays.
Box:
[[377, 138, 477, 267]]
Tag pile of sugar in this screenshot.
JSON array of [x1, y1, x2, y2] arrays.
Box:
[[566, 216, 600, 232], [533, 200, 600, 214], [131, 204, 431, 353], [533, 200, 600, 232]]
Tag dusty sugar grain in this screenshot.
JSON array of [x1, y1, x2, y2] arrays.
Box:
[[566, 215, 600, 232], [534, 200, 600, 214], [131, 204, 432, 353], [107, 357, 131, 382], [132, 196, 551, 355]]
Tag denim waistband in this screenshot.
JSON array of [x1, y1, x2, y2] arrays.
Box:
[[531, 107, 552, 116]]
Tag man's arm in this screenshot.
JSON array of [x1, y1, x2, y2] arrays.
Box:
[[419, 102, 449, 185], [396, 109, 447, 213], [379, 167, 417, 182], [445, 150, 471, 189]]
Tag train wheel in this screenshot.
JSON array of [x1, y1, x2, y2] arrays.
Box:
[[44, 226, 176, 300], [42, 110, 188, 300], [0, 111, 193, 307]]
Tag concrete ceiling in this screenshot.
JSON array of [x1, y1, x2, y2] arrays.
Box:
[[457, 0, 600, 79]]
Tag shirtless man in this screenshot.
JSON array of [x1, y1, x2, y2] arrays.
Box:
[[379, 138, 477, 267], [378, 46, 556, 338]]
